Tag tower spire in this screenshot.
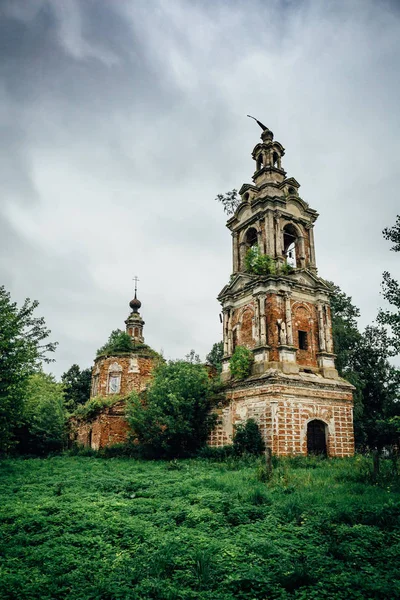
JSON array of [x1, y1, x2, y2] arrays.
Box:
[[126, 277, 145, 342], [133, 275, 139, 298]]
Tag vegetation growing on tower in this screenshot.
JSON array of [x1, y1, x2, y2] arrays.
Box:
[[96, 329, 161, 360]]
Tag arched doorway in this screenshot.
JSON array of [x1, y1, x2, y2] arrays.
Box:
[[307, 420, 327, 456]]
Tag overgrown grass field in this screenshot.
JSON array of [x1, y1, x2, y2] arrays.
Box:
[[0, 455, 399, 599]]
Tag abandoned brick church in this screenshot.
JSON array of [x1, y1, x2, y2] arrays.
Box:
[[209, 123, 354, 456], [74, 124, 354, 457]]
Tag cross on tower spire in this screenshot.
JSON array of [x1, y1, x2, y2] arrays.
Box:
[[133, 275, 139, 298]]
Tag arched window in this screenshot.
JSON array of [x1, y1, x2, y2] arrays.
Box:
[[108, 373, 121, 394], [134, 327, 139, 337], [256, 154, 263, 171], [243, 192, 249, 202], [245, 227, 258, 249], [272, 151, 279, 167], [283, 223, 299, 267]]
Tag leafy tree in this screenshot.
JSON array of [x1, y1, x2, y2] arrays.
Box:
[[350, 326, 400, 449], [96, 329, 133, 356], [229, 346, 254, 379], [61, 364, 92, 411], [215, 189, 241, 216], [328, 281, 361, 376], [383, 214, 400, 252], [378, 215, 400, 355], [184, 349, 201, 364], [233, 418, 265, 456], [0, 286, 57, 452], [17, 372, 66, 455], [126, 360, 216, 458], [206, 341, 224, 374], [329, 283, 400, 450]]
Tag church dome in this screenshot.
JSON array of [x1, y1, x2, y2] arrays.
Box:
[[129, 295, 141, 312]]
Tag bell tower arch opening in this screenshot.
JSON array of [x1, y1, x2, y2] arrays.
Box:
[[283, 223, 300, 267], [307, 420, 327, 456], [245, 227, 258, 250]]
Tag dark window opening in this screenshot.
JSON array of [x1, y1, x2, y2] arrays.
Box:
[[272, 151, 279, 166], [288, 186, 295, 195], [256, 155, 263, 170], [245, 227, 258, 248], [298, 330, 308, 350], [243, 192, 249, 202]]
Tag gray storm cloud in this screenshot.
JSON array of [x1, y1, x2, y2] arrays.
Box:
[[0, 0, 399, 377]]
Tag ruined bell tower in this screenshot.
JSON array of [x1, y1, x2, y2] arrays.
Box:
[[210, 122, 354, 457]]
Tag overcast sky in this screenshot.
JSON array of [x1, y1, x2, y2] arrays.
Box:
[[1, 0, 399, 378]]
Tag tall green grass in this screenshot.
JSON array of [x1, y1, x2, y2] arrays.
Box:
[[0, 455, 399, 599]]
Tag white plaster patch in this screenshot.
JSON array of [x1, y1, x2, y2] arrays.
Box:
[[108, 362, 122, 372], [128, 357, 140, 373]]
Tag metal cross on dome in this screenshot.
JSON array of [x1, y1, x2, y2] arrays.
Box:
[[133, 275, 139, 296]]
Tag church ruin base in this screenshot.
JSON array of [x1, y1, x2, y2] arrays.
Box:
[[71, 400, 130, 451], [209, 371, 354, 457]]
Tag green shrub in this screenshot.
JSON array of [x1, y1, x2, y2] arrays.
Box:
[[206, 341, 224, 374], [126, 360, 217, 458], [18, 372, 66, 455], [197, 445, 235, 460], [66, 442, 137, 458], [279, 262, 295, 275], [229, 345, 254, 379], [73, 395, 124, 420], [233, 419, 265, 456], [245, 246, 276, 275], [96, 329, 162, 359]]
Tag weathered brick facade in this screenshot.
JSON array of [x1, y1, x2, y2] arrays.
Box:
[[74, 400, 130, 450], [71, 294, 159, 449], [213, 124, 354, 456], [91, 354, 155, 399], [209, 374, 354, 457]]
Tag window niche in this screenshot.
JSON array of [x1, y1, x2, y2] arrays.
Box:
[[298, 330, 308, 350], [108, 374, 121, 394]]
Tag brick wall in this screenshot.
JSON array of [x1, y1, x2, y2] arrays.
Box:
[[73, 400, 130, 450], [72, 352, 157, 450], [209, 377, 354, 457], [92, 354, 155, 398], [291, 301, 319, 367]]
